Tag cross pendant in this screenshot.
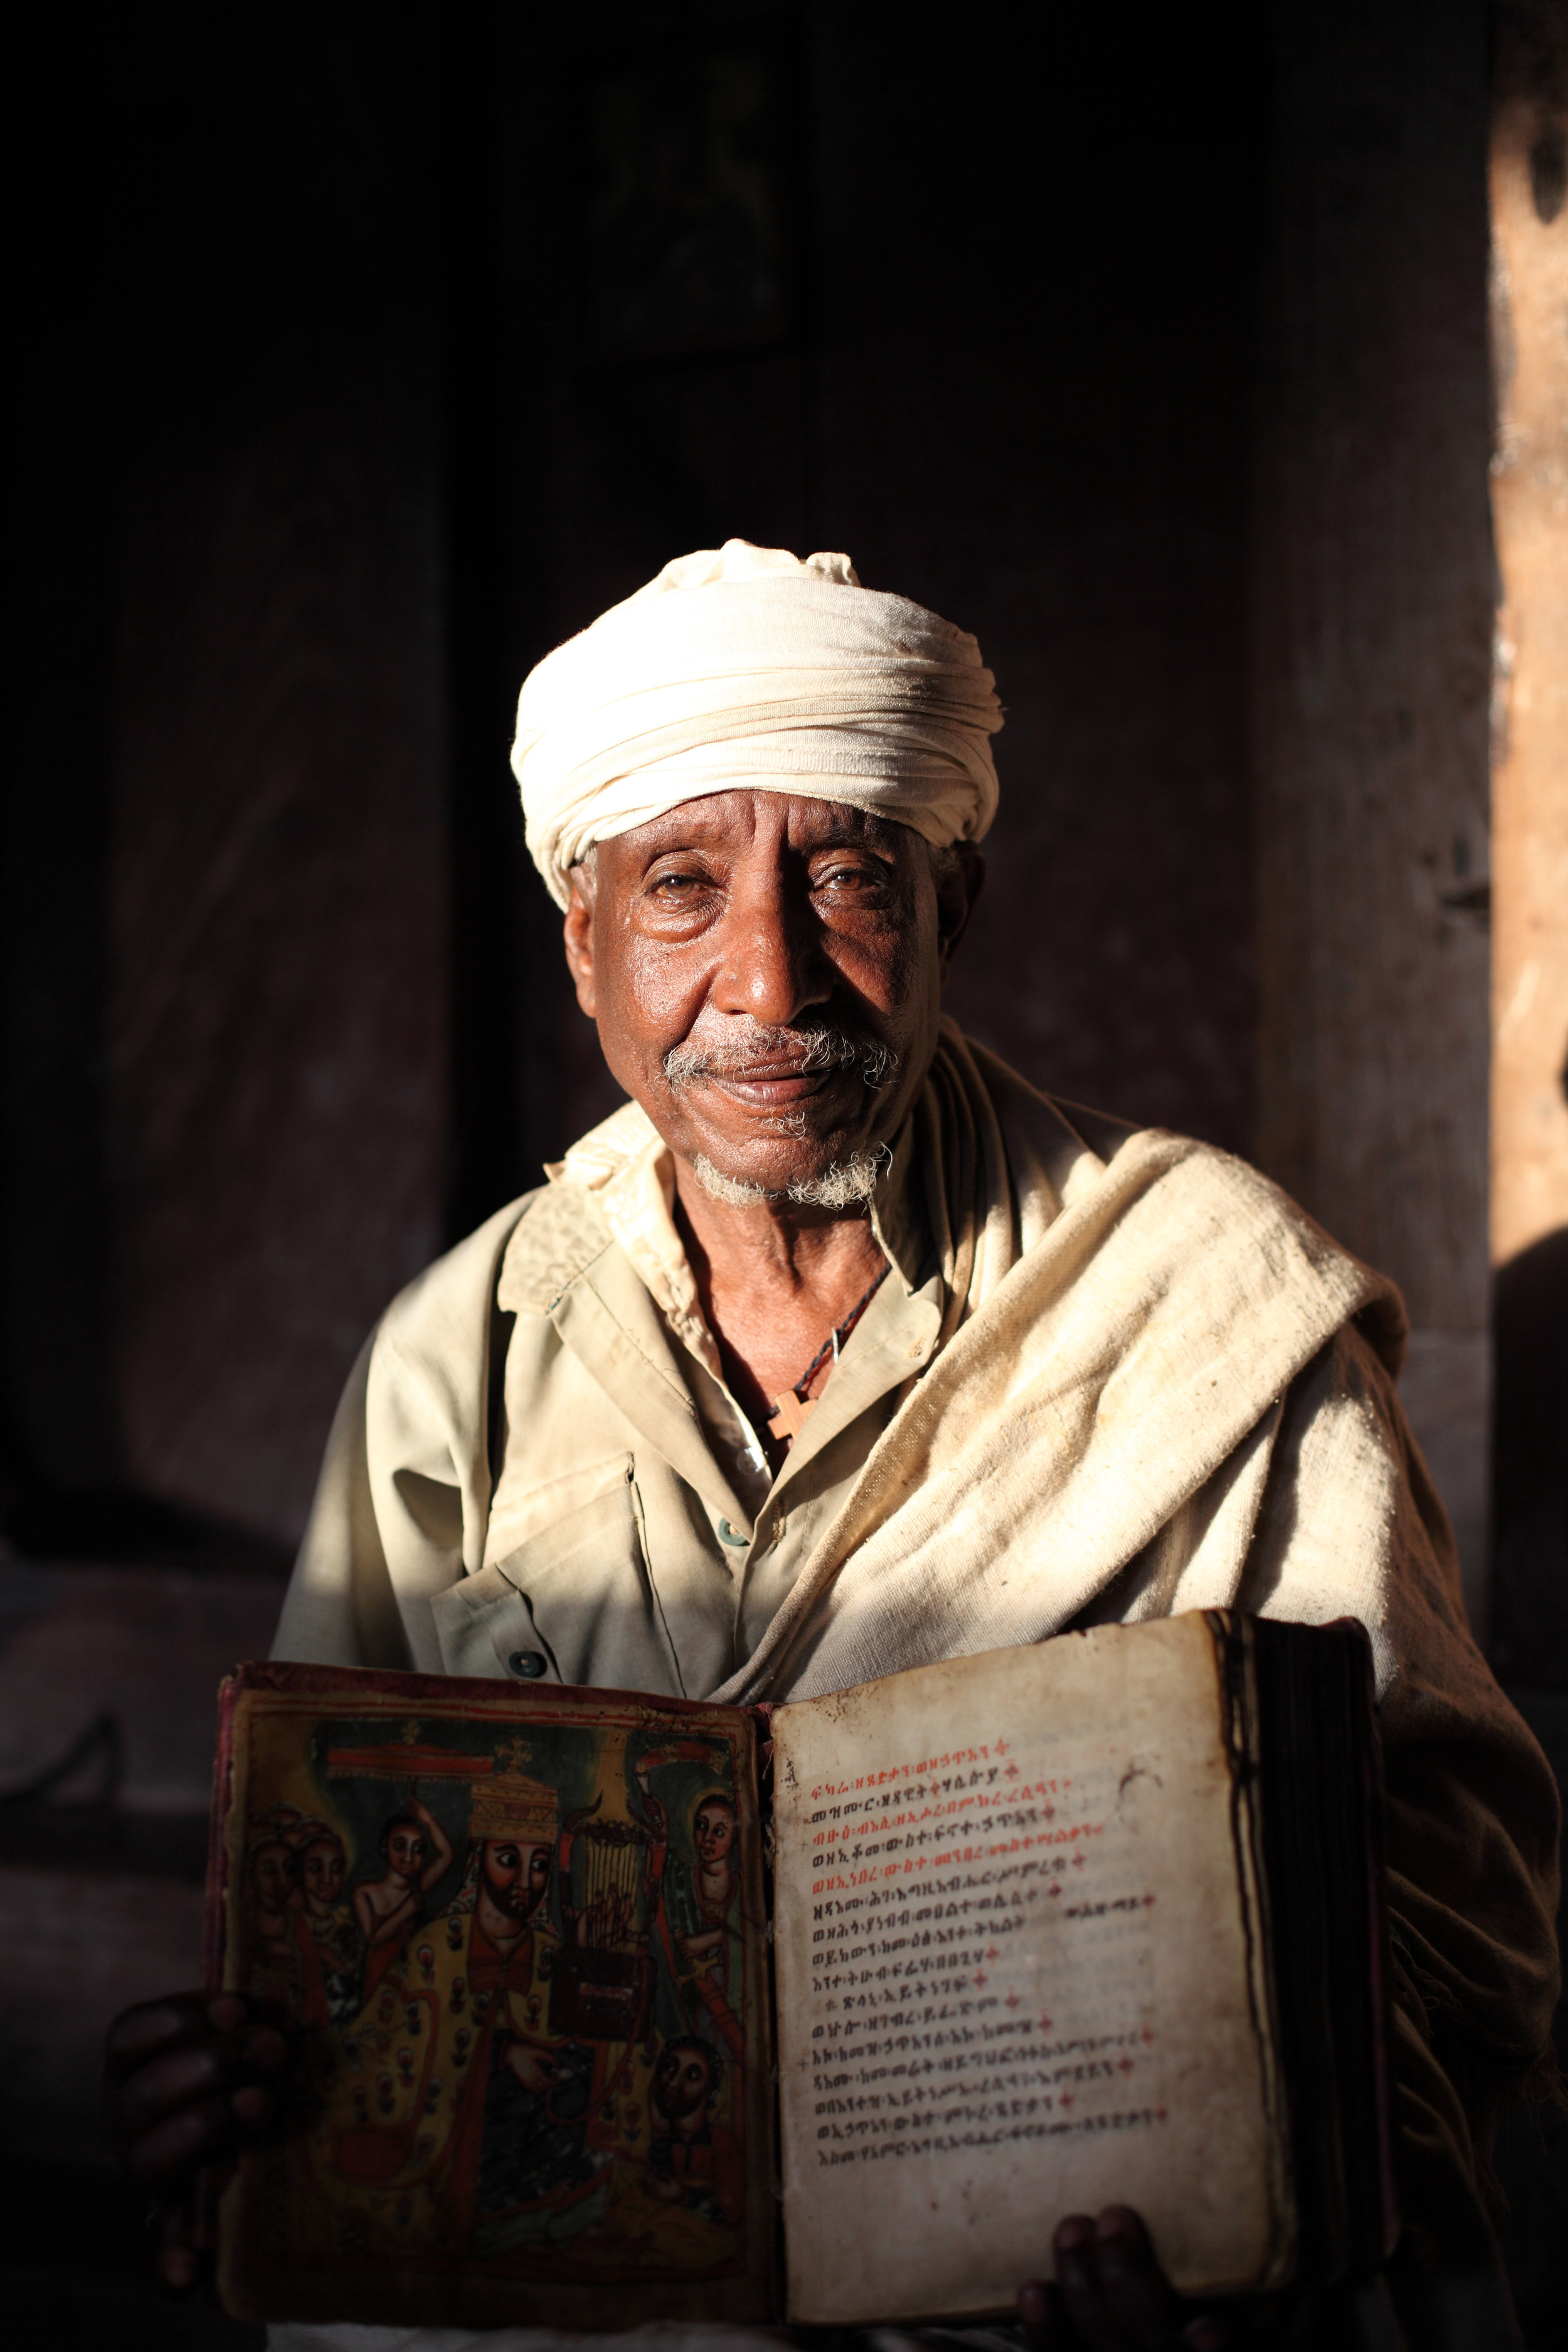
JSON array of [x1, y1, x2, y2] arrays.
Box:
[[767, 1388, 817, 1443]]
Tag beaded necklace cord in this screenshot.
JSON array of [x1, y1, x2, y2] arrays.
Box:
[[765, 1263, 892, 1444]]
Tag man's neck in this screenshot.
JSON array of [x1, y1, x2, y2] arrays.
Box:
[[673, 1170, 884, 1291], [672, 1172, 887, 1437]]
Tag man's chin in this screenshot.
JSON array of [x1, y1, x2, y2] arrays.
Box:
[[687, 1139, 888, 1210]]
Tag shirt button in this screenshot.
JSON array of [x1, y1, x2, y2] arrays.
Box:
[[508, 1650, 547, 1679], [717, 1518, 749, 1548]]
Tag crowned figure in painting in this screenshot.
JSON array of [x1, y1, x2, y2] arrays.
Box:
[[312, 1761, 611, 2258]]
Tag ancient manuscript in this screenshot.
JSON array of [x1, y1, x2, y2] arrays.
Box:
[[208, 1614, 1392, 2327]]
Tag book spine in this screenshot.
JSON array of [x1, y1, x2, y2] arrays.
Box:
[[203, 1674, 240, 1993]]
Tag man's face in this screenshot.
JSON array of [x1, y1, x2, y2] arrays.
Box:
[[562, 792, 979, 1199], [302, 1841, 344, 1905], [482, 1840, 552, 1920], [386, 1826, 426, 1883], [655, 2042, 714, 2121], [694, 1799, 736, 1867]]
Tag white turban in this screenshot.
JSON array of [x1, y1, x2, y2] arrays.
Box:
[[511, 539, 1004, 908]]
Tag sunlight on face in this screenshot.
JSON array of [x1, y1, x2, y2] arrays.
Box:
[[564, 794, 970, 1202]]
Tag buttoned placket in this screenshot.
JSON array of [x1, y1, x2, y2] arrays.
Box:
[[654, 1133, 945, 1670], [722, 1264, 943, 1661]]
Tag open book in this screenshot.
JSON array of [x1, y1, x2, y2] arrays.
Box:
[[206, 1612, 1395, 2328]]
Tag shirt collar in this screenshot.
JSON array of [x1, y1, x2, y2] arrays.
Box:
[[554, 1099, 723, 1381], [549, 1098, 935, 1389]]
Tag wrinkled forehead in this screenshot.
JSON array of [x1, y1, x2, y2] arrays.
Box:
[[584, 789, 931, 873]]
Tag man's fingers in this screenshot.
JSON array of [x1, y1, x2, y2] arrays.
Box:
[[119, 2042, 228, 2139], [105, 1991, 264, 2081], [1017, 2277, 1067, 2351], [156, 2188, 227, 2291], [115, 2026, 285, 2143], [105, 1993, 216, 2075], [1053, 2215, 1125, 2352], [157, 2204, 204, 2292], [1089, 2208, 1176, 2350], [129, 2091, 248, 2181]]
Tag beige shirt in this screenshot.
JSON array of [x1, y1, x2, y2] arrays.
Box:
[[275, 1099, 945, 1698]]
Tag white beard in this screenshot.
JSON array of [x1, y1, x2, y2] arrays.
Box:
[[689, 1147, 890, 1211]]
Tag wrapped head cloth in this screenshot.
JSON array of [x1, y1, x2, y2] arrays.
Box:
[[512, 540, 1004, 908]]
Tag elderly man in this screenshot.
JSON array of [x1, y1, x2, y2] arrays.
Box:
[[109, 543, 1558, 2346]]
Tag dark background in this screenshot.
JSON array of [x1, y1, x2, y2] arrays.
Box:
[[6, 0, 1268, 1552], [2, 1, 1564, 2343]]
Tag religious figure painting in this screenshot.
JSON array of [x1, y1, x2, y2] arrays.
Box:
[[211, 1666, 771, 2324]]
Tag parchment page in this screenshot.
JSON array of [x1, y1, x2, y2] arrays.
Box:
[[771, 1618, 1284, 2324]]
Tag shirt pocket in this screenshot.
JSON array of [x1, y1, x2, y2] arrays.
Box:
[[429, 1454, 680, 1693]]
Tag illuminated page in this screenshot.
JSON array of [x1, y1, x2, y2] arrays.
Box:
[[771, 1617, 1287, 2324], [210, 1663, 773, 2330]]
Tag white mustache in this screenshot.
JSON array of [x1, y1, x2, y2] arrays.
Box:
[[663, 1024, 899, 1092]]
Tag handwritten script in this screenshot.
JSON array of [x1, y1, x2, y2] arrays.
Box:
[[788, 1734, 1167, 2166]]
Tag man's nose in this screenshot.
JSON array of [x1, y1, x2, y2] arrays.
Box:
[[711, 868, 832, 1025]]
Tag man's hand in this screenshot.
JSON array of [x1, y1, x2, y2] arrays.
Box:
[[1018, 2210, 1227, 2351], [104, 1991, 287, 2289]]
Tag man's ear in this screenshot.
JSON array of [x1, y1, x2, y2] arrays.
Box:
[[561, 869, 598, 1018], [936, 843, 985, 977]]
